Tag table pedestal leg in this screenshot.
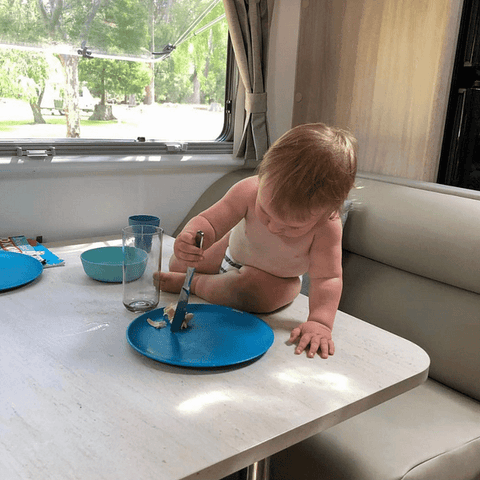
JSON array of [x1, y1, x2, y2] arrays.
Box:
[[246, 458, 270, 480]]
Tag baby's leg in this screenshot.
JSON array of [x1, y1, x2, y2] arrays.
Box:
[[155, 267, 300, 312], [169, 232, 230, 274], [193, 266, 301, 313]]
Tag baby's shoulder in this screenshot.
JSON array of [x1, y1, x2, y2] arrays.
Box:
[[236, 175, 259, 191], [311, 216, 342, 246], [228, 175, 259, 200]]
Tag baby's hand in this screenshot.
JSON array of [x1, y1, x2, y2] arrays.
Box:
[[289, 321, 335, 359], [174, 230, 204, 265]]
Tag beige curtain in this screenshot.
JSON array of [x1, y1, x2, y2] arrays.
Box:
[[223, 0, 273, 163]]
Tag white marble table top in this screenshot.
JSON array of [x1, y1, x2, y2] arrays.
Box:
[[0, 236, 430, 480]]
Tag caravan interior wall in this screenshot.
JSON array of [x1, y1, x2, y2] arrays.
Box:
[[292, 0, 464, 182]]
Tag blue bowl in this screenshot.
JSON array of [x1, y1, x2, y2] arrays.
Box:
[[81, 246, 147, 283]]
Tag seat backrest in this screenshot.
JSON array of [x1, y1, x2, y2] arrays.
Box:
[[339, 174, 480, 401], [173, 169, 256, 237]]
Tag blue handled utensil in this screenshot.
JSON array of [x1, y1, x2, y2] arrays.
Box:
[[170, 231, 204, 333]]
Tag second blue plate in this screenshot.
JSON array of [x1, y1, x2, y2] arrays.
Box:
[[0, 251, 43, 291], [126, 304, 274, 368]]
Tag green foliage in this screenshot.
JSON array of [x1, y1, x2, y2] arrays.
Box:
[[0, 50, 49, 102], [79, 58, 152, 103], [0, 0, 228, 118], [0, 0, 44, 43], [87, 0, 151, 55], [153, 2, 227, 104]]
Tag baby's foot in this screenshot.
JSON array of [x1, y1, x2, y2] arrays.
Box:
[[153, 271, 187, 293]]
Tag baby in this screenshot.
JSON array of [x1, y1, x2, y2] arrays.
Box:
[[155, 123, 357, 359]]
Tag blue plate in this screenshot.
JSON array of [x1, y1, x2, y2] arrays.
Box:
[[0, 251, 43, 291], [126, 304, 274, 368]]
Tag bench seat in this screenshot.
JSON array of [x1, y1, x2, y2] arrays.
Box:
[[270, 380, 480, 480], [271, 174, 480, 480]]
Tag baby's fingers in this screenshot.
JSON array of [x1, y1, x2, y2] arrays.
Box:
[[177, 250, 204, 264], [317, 338, 330, 359], [294, 333, 313, 355], [308, 338, 322, 358], [316, 338, 335, 359], [175, 242, 204, 263], [289, 327, 301, 344], [328, 339, 335, 356]]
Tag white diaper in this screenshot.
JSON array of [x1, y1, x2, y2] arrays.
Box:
[[219, 246, 243, 273]]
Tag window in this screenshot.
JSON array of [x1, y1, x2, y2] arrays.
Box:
[[0, 0, 234, 157]]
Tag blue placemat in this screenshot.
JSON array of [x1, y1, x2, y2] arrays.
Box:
[[0, 236, 64, 267]]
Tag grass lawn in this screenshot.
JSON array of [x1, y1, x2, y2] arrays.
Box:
[[0, 99, 224, 140]]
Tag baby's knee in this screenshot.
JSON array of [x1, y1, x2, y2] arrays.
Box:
[[265, 279, 301, 312]]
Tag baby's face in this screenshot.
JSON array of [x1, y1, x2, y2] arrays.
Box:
[[256, 179, 332, 238]]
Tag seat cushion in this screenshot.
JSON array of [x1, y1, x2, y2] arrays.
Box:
[[270, 380, 480, 480], [339, 252, 480, 401]]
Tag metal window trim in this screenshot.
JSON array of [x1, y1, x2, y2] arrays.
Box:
[[0, 140, 233, 158]]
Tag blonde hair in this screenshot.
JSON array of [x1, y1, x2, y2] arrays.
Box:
[[257, 123, 357, 220]]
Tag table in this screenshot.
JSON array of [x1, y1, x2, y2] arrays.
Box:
[[0, 236, 430, 480]]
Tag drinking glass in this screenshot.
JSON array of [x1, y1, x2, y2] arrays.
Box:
[[122, 225, 163, 313]]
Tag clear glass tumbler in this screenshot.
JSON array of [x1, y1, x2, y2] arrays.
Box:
[[122, 225, 163, 313]]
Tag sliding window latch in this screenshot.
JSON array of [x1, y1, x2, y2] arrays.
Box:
[[16, 147, 56, 159], [165, 142, 187, 153]]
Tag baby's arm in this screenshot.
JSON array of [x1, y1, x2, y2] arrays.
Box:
[[174, 177, 256, 264], [289, 220, 343, 359]]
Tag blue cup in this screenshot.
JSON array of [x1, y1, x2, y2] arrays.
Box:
[[128, 216, 160, 251], [128, 215, 160, 227], [127, 224, 159, 252]]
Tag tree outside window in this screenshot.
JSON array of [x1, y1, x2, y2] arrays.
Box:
[[0, 0, 228, 140]]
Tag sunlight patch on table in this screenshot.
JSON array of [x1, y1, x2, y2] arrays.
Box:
[[274, 368, 350, 391], [177, 391, 231, 414]]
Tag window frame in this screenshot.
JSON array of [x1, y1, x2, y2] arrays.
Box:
[[0, 36, 236, 160]]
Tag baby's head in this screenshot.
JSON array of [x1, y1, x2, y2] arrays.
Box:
[[257, 123, 357, 221]]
